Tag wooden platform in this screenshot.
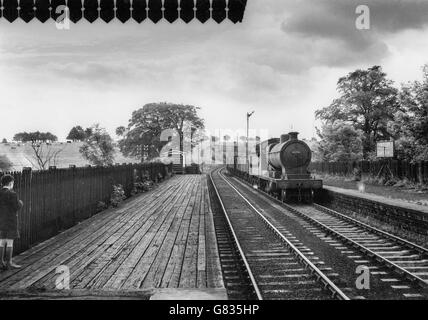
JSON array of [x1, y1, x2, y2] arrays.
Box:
[[0, 175, 224, 298]]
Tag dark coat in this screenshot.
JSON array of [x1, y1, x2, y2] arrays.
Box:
[[0, 188, 23, 239]]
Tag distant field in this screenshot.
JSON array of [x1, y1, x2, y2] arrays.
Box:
[[0, 142, 138, 171]]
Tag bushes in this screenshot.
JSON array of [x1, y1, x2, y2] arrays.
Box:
[[110, 185, 126, 208], [0, 155, 13, 172], [96, 201, 108, 213], [132, 171, 155, 195], [109, 174, 158, 209]]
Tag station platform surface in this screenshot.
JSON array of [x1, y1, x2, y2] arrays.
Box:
[[0, 175, 225, 299], [324, 185, 428, 214]]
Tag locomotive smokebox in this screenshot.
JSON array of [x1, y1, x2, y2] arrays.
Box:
[[268, 131, 312, 179]]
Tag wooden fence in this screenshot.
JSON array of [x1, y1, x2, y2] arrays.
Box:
[[310, 160, 428, 184], [1, 162, 172, 254]]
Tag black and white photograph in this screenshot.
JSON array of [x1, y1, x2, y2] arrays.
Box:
[[0, 0, 428, 311]]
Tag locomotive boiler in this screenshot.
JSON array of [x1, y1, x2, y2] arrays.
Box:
[[239, 132, 322, 203]]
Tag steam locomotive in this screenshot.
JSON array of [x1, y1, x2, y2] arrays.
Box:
[[231, 132, 322, 203]]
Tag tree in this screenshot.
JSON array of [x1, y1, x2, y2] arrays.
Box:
[[13, 131, 58, 143], [316, 122, 363, 161], [67, 126, 87, 141], [389, 65, 428, 162], [25, 143, 64, 170], [316, 66, 399, 159], [1, 138, 7, 144], [117, 103, 205, 161], [84, 127, 93, 138], [116, 126, 127, 136], [0, 155, 13, 172], [12, 131, 61, 170], [79, 124, 115, 166]]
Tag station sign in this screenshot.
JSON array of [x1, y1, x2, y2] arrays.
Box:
[[376, 141, 395, 158]]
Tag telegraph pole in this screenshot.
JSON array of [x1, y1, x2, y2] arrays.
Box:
[[246, 111, 254, 174]]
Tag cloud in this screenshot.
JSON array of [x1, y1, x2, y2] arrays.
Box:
[[280, 0, 428, 67], [368, 0, 428, 32], [1, 1, 428, 141], [282, 0, 428, 37]]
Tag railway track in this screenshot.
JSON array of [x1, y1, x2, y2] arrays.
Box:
[[207, 175, 258, 300], [226, 167, 428, 299], [209, 167, 349, 300], [292, 204, 428, 287]]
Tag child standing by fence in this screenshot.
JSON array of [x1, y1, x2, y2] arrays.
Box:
[[0, 174, 23, 270]]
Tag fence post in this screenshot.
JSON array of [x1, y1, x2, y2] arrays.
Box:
[[69, 165, 76, 225], [424, 161, 428, 184], [417, 161, 423, 184], [21, 167, 32, 252]]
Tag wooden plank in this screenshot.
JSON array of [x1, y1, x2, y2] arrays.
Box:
[[141, 176, 198, 288], [2, 207, 130, 288], [76, 177, 185, 286], [41, 188, 175, 289], [72, 202, 174, 288], [178, 177, 202, 288], [98, 180, 188, 287], [0, 289, 152, 300], [197, 204, 206, 288], [196, 174, 207, 288], [203, 175, 224, 288], [149, 288, 228, 300], [6, 198, 149, 289], [121, 177, 197, 290], [103, 176, 194, 289], [90, 177, 191, 289], [160, 177, 198, 288]]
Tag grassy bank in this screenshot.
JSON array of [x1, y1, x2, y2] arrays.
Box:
[[315, 173, 428, 207], [0, 142, 136, 171]]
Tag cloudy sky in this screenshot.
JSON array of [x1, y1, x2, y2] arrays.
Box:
[[1, 0, 428, 141]]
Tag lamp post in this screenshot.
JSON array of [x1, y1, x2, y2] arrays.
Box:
[[246, 111, 254, 174]]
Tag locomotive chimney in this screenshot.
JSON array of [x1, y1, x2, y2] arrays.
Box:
[[288, 132, 299, 140], [280, 134, 289, 143]]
